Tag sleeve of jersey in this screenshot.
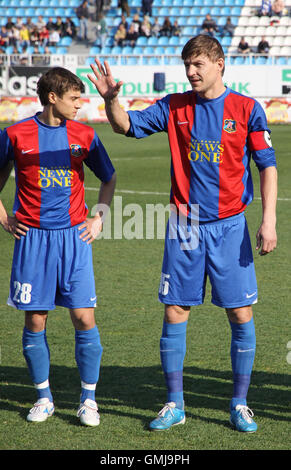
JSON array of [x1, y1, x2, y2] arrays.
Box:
[[126, 95, 170, 138], [84, 132, 115, 182], [247, 100, 277, 172], [0, 129, 14, 169]]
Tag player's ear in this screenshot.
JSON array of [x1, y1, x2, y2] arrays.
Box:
[[48, 91, 57, 104], [217, 57, 225, 76]]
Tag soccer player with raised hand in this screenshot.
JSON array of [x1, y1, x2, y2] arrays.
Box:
[[88, 35, 277, 433]]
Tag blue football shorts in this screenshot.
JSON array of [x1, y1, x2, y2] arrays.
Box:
[[7, 224, 97, 311], [158, 212, 258, 308]]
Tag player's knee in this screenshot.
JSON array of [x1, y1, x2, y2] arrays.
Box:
[[164, 304, 190, 323]]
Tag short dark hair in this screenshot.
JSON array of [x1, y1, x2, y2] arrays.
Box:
[[37, 67, 85, 105], [182, 35, 225, 75]]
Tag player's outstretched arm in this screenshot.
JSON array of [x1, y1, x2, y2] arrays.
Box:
[[256, 166, 277, 255], [87, 59, 130, 135]]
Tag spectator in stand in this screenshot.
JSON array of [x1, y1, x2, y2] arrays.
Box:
[[10, 26, 20, 48], [152, 17, 161, 37], [118, 0, 130, 17], [36, 16, 46, 31], [15, 17, 23, 30], [48, 28, 60, 47], [95, 13, 107, 48], [46, 17, 56, 32], [54, 17, 65, 37], [30, 27, 40, 47], [11, 45, 20, 65], [41, 46, 52, 66], [126, 22, 138, 47], [200, 13, 218, 37], [39, 26, 49, 47], [19, 45, 29, 65], [221, 17, 235, 37], [257, 36, 270, 56], [160, 17, 172, 37], [271, 0, 285, 16], [0, 27, 9, 48], [171, 19, 181, 37], [142, 0, 153, 17], [26, 18, 36, 33], [5, 17, 14, 32], [63, 18, 77, 38], [114, 23, 127, 46], [95, 0, 104, 20], [118, 13, 129, 32], [131, 13, 142, 35], [257, 0, 272, 16], [19, 24, 30, 49], [140, 16, 152, 37], [76, 0, 90, 40], [237, 37, 250, 54]]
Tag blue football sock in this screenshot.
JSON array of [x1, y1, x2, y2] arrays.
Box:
[[75, 326, 103, 403], [160, 320, 187, 410], [229, 318, 256, 410], [22, 327, 53, 402]]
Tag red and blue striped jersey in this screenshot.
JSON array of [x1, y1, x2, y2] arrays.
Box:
[[127, 87, 276, 222], [0, 114, 114, 229]]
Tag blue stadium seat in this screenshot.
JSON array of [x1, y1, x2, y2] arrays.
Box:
[[127, 57, 139, 65], [165, 46, 176, 54], [221, 6, 231, 15], [155, 46, 165, 54], [132, 46, 143, 54], [86, 57, 95, 65], [159, 7, 170, 16], [111, 46, 122, 54], [211, 7, 221, 16], [122, 46, 133, 54], [100, 46, 112, 54], [136, 36, 148, 46], [158, 36, 169, 45], [186, 17, 197, 26], [221, 37, 232, 46], [231, 6, 241, 15], [147, 57, 160, 65], [90, 47, 101, 55], [170, 7, 180, 16], [148, 37, 158, 46], [144, 46, 155, 54], [20, 0, 30, 5], [254, 56, 267, 65], [59, 37, 72, 46], [169, 36, 180, 45], [180, 7, 191, 16], [55, 47, 68, 54], [200, 7, 211, 15]]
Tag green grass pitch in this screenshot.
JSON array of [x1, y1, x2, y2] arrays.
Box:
[[0, 122, 290, 451]]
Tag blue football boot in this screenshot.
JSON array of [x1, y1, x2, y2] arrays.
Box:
[[230, 405, 258, 432], [149, 402, 185, 431]]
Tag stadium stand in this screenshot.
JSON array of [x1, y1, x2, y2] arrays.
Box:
[[0, 0, 291, 65]]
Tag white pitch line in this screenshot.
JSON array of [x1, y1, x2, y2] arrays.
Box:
[[85, 186, 291, 201]]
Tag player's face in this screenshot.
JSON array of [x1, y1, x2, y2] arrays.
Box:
[[50, 88, 82, 121], [184, 53, 224, 99]]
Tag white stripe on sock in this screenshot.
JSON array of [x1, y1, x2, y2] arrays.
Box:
[[34, 380, 49, 390], [81, 381, 96, 391]]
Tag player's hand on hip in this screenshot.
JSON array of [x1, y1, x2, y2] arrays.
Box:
[[256, 222, 277, 255], [2, 215, 29, 239], [79, 214, 103, 244], [87, 59, 123, 100]]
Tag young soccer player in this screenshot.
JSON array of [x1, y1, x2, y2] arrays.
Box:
[[0, 67, 116, 426], [87, 34, 277, 432]]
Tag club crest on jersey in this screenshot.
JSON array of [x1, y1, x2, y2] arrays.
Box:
[[223, 119, 236, 133], [70, 144, 83, 157]]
